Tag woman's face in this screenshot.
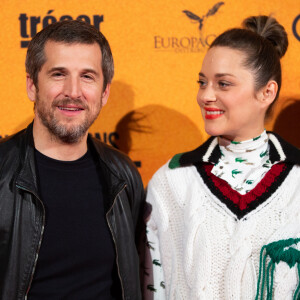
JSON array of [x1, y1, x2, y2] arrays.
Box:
[[197, 46, 266, 141]]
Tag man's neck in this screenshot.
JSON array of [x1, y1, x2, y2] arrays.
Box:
[[32, 120, 88, 161]]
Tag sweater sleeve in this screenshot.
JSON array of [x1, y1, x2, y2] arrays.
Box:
[[143, 165, 169, 300], [143, 218, 166, 300]]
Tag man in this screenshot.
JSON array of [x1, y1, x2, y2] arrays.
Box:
[[0, 20, 144, 299]]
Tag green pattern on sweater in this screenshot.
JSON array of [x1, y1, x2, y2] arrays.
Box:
[[169, 153, 183, 169], [256, 238, 300, 300]]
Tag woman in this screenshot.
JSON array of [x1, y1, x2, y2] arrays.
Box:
[[146, 15, 300, 299]]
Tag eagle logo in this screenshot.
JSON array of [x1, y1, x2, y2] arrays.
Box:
[[183, 2, 224, 32]]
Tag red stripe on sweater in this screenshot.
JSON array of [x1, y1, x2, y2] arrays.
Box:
[[203, 163, 286, 210]]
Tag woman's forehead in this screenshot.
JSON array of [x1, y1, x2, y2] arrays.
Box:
[[201, 46, 250, 76]]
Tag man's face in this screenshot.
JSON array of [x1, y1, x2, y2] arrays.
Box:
[[27, 41, 110, 144]]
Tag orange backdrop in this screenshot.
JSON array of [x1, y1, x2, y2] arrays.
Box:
[[0, 0, 299, 184]]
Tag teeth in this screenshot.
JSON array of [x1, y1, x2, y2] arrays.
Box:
[[206, 111, 224, 115], [59, 107, 81, 111]]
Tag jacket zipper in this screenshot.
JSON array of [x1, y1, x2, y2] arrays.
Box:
[[106, 184, 127, 300], [16, 185, 46, 300]]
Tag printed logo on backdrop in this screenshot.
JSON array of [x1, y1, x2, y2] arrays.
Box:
[[292, 14, 300, 41], [19, 10, 104, 48], [154, 2, 224, 53]]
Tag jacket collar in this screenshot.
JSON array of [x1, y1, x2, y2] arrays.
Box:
[[88, 135, 126, 212], [169, 132, 300, 169], [15, 122, 40, 197]]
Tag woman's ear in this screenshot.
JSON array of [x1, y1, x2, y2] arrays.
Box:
[[256, 80, 278, 108], [26, 74, 37, 102]]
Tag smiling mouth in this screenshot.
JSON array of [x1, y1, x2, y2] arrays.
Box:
[[204, 108, 224, 119], [58, 106, 84, 111], [206, 110, 224, 115]]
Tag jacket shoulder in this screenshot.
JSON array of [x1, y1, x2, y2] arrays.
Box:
[[89, 136, 143, 185], [0, 130, 26, 164], [90, 137, 137, 170]]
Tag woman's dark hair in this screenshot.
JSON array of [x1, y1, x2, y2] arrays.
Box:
[[25, 20, 114, 91], [210, 15, 288, 118]]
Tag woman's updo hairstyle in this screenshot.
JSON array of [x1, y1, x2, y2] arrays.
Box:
[[210, 15, 288, 118]]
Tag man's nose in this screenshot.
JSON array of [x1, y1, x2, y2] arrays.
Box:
[[64, 76, 82, 99]]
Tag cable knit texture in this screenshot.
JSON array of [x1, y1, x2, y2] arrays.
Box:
[[146, 134, 300, 299]]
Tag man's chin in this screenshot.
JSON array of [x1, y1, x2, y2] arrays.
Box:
[[37, 109, 97, 144], [57, 133, 85, 144], [47, 123, 88, 144]]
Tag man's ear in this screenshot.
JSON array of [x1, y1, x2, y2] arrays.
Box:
[[26, 74, 37, 102], [101, 83, 111, 107], [256, 80, 278, 108]]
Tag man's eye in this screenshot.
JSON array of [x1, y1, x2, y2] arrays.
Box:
[[52, 72, 64, 77], [82, 74, 94, 80]]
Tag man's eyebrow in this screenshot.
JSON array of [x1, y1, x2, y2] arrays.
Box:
[[47, 67, 99, 76], [82, 68, 99, 76], [47, 67, 66, 74], [199, 72, 206, 78]]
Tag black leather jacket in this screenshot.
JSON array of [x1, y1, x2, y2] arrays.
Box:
[[0, 123, 145, 300]]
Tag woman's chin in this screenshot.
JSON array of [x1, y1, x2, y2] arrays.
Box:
[[204, 126, 223, 137]]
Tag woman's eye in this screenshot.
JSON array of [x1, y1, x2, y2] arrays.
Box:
[[197, 79, 207, 87], [219, 81, 230, 88]]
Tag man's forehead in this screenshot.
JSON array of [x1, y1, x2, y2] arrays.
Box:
[[37, 41, 103, 78], [44, 40, 101, 53], [41, 40, 102, 68]]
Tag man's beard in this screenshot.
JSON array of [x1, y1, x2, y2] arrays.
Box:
[[36, 96, 101, 144]]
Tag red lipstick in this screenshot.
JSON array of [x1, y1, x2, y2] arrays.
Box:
[[204, 108, 224, 119]]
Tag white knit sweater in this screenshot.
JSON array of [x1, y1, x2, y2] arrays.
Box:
[[146, 134, 300, 299]]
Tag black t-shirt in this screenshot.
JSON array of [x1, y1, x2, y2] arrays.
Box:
[[28, 149, 121, 299]]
